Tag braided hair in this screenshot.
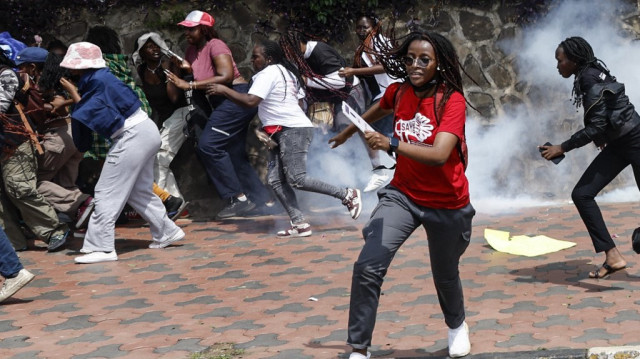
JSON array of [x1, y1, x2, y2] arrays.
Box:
[[558, 36, 613, 108], [377, 30, 473, 116], [353, 15, 383, 68], [255, 39, 306, 101], [279, 30, 349, 100], [85, 26, 122, 54], [38, 53, 70, 102]]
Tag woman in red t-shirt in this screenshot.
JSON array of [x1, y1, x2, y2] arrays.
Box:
[[331, 30, 475, 359]]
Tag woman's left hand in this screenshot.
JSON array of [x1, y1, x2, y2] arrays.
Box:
[[165, 70, 188, 90], [207, 83, 224, 96], [364, 131, 389, 152]]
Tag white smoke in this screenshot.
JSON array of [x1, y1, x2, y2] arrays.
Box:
[[467, 0, 640, 214]]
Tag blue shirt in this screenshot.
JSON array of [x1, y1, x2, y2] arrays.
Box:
[[71, 67, 141, 139]]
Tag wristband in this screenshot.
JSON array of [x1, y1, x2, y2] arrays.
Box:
[[387, 137, 399, 156]]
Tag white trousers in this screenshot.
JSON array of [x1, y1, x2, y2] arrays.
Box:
[[154, 106, 188, 198]]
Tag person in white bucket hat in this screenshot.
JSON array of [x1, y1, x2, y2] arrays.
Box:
[[59, 42, 185, 264]]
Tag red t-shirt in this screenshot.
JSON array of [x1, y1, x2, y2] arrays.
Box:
[[379, 82, 469, 209], [185, 38, 241, 82]]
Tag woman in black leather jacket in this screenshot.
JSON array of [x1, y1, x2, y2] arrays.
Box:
[[540, 36, 640, 279]]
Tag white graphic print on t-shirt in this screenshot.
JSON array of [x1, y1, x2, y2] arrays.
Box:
[[395, 112, 435, 145]]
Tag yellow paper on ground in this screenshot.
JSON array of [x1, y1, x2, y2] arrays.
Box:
[[484, 228, 576, 257]]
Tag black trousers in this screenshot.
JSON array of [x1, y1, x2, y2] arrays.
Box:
[[572, 125, 640, 252]]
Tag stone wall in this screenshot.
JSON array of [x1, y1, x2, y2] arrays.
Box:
[[48, 1, 640, 217]]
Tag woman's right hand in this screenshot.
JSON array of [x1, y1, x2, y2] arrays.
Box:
[[328, 130, 351, 149], [539, 144, 564, 160]]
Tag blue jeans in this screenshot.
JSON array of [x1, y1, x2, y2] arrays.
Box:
[[0, 227, 23, 278], [268, 127, 347, 224], [347, 186, 474, 349], [197, 84, 270, 204]]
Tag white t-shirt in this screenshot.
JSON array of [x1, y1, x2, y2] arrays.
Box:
[[249, 64, 312, 128], [362, 35, 401, 101]]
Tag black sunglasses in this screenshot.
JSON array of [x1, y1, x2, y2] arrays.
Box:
[[401, 56, 431, 68]]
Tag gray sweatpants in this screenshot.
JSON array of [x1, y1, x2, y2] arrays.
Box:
[[347, 185, 474, 349], [82, 118, 181, 252]]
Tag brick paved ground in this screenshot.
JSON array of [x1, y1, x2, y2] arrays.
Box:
[[2, 200, 640, 359]]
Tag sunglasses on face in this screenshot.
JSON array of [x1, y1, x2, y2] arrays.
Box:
[[401, 56, 431, 68]]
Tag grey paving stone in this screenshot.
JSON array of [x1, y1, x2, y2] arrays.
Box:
[[104, 298, 152, 310], [175, 295, 222, 307], [533, 314, 582, 328], [270, 267, 312, 276], [290, 277, 331, 287], [395, 259, 429, 269], [178, 251, 214, 260], [25, 290, 69, 301], [191, 261, 227, 270], [499, 300, 548, 313], [0, 320, 20, 332], [469, 290, 514, 301], [71, 344, 127, 358], [495, 333, 547, 348], [212, 319, 265, 332], [0, 335, 31, 349], [193, 307, 242, 319], [572, 328, 622, 343], [136, 325, 189, 338], [143, 273, 186, 283], [28, 277, 55, 288], [310, 254, 350, 263], [388, 324, 438, 338], [460, 278, 486, 289], [377, 311, 410, 323], [535, 285, 581, 297], [226, 280, 268, 291], [44, 315, 96, 331], [383, 284, 421, 294], [331, 263, 355, 274], [120, 254, 156, 262], [219, 240, 253, 248], [263, 349, 314, 359], [234, 249, 274, 257], [403, 294, 440, 306], [235, 334, 287, 349], [120, 311, 170, 324], [208, 270, 249, 281], [313, 287, 350, 299], [568, 297, 615, 310], [472, 319, 510, 331], [604, 309, 640, 323], [77, 276, 123, 286], [159, 284, 204, 295], [8, 350, 41, 359], [291, 245, 329, 254], [264, 303, 313, 314], [129, 263, 171, 273], [57, 330, 112, 345], [91, 288, 137, 299], [252, 257, 291, 266], [243, 291, 289, 302], [286, 315, 338, 328], [67, 265, 112, 275], [31, 303, 81, 314], [477, 266, 511, 276]]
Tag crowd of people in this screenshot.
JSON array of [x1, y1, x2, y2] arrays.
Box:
[[1, 7, 638, 359]]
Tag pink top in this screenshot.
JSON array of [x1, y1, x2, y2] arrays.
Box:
[[185, 38, 241, 82]]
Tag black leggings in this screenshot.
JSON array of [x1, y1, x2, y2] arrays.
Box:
[[572, 125, 640, 252]]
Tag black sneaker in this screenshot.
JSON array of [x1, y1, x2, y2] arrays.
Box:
[[633, 227, 640, 254], [48, 230, 70, 252], [216, 198, 256, 219], [164, 196, 188, 221]]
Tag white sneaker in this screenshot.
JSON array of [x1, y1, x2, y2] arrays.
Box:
[[363, 168, 390, 192], [0, 269, 35, 303], [149, 228, 185, 249], [342, 188, 362, 220], [277, 222, 312, 238], [348, 352, 371, 359], [448, 321, 470, 358], [74, 251, 118, 264]]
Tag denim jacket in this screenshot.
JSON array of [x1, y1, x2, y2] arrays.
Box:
[[71, 68, 141, 151]]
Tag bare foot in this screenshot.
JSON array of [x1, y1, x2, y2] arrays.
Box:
[[589, 247, 626, 279]]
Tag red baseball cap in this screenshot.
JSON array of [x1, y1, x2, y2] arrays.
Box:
[[178, 10, 215, 27]]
